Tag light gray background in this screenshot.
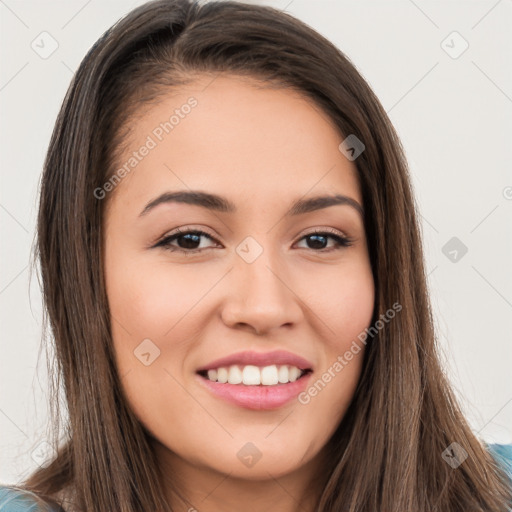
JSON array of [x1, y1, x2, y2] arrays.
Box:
[[1, 0, 511, 484]]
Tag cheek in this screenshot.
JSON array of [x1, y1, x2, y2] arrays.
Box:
[[104, 252, 217, 415], [106, 253, 210, 342], [298, 255, 374, 404], [303, 254, 375, 344], [105, 255, 201, 436]]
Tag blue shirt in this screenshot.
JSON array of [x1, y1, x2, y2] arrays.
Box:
[[0, 486, 64, 511], [1, 443, 511, 510]]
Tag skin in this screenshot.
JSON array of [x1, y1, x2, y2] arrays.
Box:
[[103, 74, 375, 512]]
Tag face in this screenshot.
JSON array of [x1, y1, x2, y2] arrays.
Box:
[[103, 74, 375, 488]]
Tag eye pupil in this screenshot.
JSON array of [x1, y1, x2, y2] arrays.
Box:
[[179, 233, 201, 249], [157, 229, 350, 255], [307, 234, 327, 249]]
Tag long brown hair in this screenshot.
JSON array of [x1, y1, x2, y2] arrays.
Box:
[[23, 0, 512, 510]]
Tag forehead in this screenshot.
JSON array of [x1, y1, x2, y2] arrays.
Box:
[[107, 74, 362, 214]]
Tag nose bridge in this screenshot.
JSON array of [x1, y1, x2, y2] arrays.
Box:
[[237, 237, 289, 303], [221, 236, 302, 333]]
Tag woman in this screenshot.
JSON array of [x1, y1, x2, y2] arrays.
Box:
[[1, 0, 511, 510]]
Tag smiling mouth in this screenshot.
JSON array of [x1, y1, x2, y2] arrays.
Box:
[[197, 364, 313, 386]]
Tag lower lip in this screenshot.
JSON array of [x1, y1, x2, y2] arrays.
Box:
[[195, 372, 313, 410]]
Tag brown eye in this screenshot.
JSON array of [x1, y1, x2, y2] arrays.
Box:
[[154, 228, 353, 255], [155, 229, 219, 254], [295, 230, 353, 252]]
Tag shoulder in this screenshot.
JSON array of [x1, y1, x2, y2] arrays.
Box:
[[0, 485, 64, 512], [486, 442, 512, 481]]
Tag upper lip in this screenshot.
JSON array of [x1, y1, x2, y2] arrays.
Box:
[[196, 350, 314, 372]]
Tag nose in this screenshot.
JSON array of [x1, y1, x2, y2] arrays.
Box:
[[220, 248, 303, 336]]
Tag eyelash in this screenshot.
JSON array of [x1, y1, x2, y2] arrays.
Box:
[[154, 227, 354, 255]]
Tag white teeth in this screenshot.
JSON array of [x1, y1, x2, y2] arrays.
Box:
[[204, 364, 306, 385], [278, 365, 289, 383], [228, 365, 243, 384], [261, 365, 278, 385], [242, 365, 260, 385], [217, 367, 228, 383], [288, 366, 301, 382]]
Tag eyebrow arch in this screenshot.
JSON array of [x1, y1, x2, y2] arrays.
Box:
[[139, 190, 364, 219]]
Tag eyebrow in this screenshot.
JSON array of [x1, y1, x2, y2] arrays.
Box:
[[139, 190, 364, 219]]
